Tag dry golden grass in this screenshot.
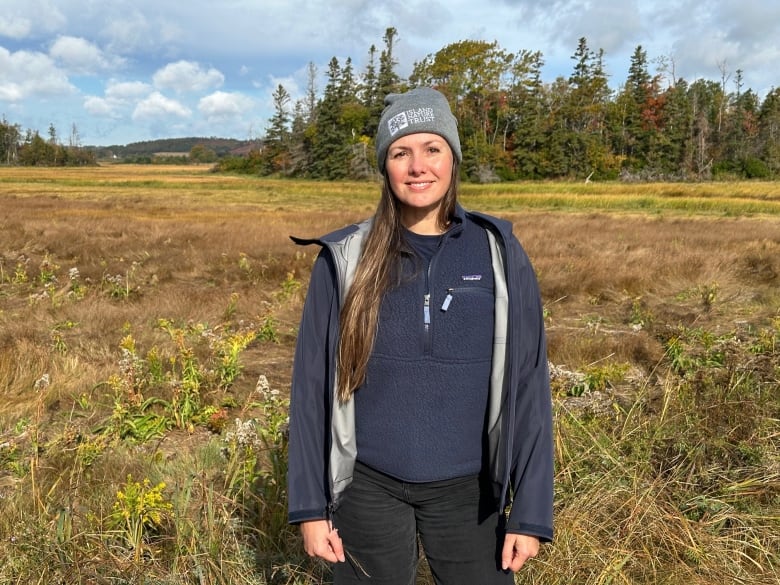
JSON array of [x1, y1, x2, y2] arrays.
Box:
[[0, 165, 778, 584]]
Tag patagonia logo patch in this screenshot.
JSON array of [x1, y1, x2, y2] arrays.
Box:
[[461, 274, 482, 281]]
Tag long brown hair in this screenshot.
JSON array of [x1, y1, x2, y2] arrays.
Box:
[[336, 161, 460, 402]]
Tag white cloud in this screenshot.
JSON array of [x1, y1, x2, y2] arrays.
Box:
[[0, 15, 32, 39], [84, 80, 153, 118], [50, 36, 124, 75], [99, 8, 184, 57], [0, 46, 74, 102], [83, 95, 118, 118], [132, 91, 191, 121], [100, 11, 151, 54], [153, 60, 224, 93], [0, 1, 66, 39], [198, 91, 254, 122], [106, 80, 153, 100]]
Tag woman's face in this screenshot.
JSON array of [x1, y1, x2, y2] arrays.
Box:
[[385, 132, 453, 225]]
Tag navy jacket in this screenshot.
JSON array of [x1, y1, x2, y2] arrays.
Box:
[[287, 206, 554, 542]]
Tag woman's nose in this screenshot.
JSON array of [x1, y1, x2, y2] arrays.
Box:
[[407, 155, 425, 175]]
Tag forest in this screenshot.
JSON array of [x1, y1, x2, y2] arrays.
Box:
[[222, 28, 780, 182], [2, 27, 780, 181]]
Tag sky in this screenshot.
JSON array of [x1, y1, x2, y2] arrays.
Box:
[[1, 0, 779, 147]]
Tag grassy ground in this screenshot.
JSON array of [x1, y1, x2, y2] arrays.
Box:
[[0, 165, 778, 584]]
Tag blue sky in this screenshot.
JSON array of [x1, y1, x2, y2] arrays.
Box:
[[1, 0, 779, 146]]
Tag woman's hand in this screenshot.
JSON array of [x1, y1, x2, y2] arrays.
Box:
[[300, 519, 346, 563], [501, 533, 539, 572]]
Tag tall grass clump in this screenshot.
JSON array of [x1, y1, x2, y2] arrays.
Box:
[[537, 319, 780, 585]]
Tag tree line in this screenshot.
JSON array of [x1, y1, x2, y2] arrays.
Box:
[[4, 28, 779, 180], [0, 119, 97, 166], [220, 29, 780, 182]]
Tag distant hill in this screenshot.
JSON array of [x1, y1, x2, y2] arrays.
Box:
[[92, 137, 259, 159]]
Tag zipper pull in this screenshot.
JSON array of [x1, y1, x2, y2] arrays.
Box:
[[424, 294, 431, 326], [441, 289, 453, 311]]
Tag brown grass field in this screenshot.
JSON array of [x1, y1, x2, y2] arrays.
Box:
[[0, 165, 778, 584]]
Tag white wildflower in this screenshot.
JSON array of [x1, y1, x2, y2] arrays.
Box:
[[255, 374, 270, 397], [225, 418, 260, 448]]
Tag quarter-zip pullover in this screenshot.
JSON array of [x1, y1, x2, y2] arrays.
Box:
[[354, 219, 495, 482]]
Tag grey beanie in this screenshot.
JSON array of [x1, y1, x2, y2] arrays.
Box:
[[375, 87, 462, 173]]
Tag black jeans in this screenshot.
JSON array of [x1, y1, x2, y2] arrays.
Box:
[[333, 462, 513, 585]]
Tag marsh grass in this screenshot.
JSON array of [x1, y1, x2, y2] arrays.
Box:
[[0, 165, 778, 584]]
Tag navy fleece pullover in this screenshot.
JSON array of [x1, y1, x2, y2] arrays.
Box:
[[354, 218, 495, 482]]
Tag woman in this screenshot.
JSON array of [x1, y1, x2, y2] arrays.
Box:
[[287, 87, 553, 584]]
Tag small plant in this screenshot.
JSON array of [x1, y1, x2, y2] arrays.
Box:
[[254, 374, 289, 445], [12, 259, 29, 284], [568, 362, 629, 397], [145, 345, 165, 384], [201, 406, 229, 433], [102, 262, 139, 300], [117, 334, 147, 401], [50, 320, 77, 354], [99, 382, 169, 443], [75, 434, 107, 467], [108, 475, 173, 561], [698, 282, 719, 313], [666, 326, 728, 377], [213, 329, 257, 390], [629, 296, 653, 329], [584, 362, 629, 392], [583, 313, 606, 333], [275, 271, 301, 302], [67, 267, 86, 299], [37, 254, 59, 286], [238, 253, 252, 276], [251, 374, 293, 560], [222, 417, 262, 501], [749, 317, 779, 355], [223, 291, 239, 322], [158, 319, 202, 429], [258, 314, 280, 343]]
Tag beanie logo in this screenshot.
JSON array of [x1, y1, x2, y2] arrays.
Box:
[[387, 107, 436, 137]]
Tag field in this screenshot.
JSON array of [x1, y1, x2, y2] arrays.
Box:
[[0, 165, 778, 584]]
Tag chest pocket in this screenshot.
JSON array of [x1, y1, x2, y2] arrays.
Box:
[[370, 228, 496, 362], [432, 279, 494, 361]]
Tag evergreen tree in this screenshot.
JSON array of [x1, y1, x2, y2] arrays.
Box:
[[361, 45, 381, 137], [657, 79, 693, 177], [310, 57, 352, 179], [264, 84, 293, 174], [618, 45, 653, 168], [338, 57, 371, 176], [719, 71, 763, 177], [288, 63, 319, 176], [558, 38, 613, 178], [377, 27, 402, 100], [507, 50, 547, 179], [288, 100, 313, 176]]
